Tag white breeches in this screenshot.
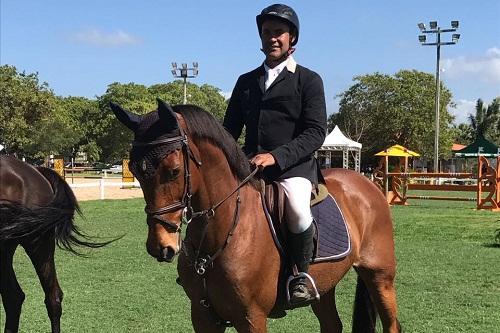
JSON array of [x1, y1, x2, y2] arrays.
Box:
[[278, 177, 313, 234]]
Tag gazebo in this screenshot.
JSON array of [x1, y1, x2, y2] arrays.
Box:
[[316, 126, 362, 171], [453, 136, 499, 173], [375, 144, 421, 173], [374, 144, 421, 198], [454, 135, 499, 158]]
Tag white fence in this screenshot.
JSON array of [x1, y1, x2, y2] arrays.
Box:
[[68, 179, 141, 200]]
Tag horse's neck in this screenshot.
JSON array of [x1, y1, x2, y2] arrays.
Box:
[[188, 144, 263, 255]]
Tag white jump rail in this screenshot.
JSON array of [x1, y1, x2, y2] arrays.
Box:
[[69, 179, 141, 200]]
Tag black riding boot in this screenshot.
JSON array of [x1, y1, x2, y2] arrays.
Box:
[[287, 223, 315, 304]]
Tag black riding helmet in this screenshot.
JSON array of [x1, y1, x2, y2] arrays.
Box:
[[256, 4, 300, 46]]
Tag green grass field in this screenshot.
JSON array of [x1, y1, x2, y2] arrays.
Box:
[[1, 196, 499, 332]]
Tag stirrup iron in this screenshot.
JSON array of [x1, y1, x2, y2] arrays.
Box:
[[285, 272, 320, 306]]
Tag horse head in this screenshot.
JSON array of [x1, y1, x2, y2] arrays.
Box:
[[110, 99, 201, 262]]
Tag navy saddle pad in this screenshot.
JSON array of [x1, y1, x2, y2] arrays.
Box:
[[311, 194, 351, 262]]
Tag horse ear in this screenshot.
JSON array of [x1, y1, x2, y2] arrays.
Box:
[[109, 102, 141, 132], [157, 98, 179, 131]]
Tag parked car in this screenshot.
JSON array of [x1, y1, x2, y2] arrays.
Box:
[[108, 164, 123, 174], [92, 162, 110, 170], [91, 162, 111, 174]]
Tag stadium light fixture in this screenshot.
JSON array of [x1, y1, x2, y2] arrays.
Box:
[[171, 61, 199, 104], [417, 20, 460, 172]]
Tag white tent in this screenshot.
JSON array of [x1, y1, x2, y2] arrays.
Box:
[[316, 126, 362, 172]]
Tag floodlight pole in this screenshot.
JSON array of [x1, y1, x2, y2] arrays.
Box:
[[171, 62, 199, 104], [418, 21, 460, 172], [434, 30, 441, 173]]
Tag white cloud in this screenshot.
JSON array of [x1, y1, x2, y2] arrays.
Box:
[[441, 47, 500, 83], [449, 99, 475, 125], [71, 29, 141, 47]]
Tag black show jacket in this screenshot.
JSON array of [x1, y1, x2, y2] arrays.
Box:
[[223, 58, 327, 184]]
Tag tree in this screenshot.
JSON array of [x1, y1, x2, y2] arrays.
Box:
[[468, 98, 499, 139], [1, 64, 229, 162], [330, 70, 455, 163], [148, 81, 227, 121], [27, 105, 83, 160], [96, 81, 228, 162], [57, 96, 100, 161], [0, 65, 58, 160], [451, 123, 474, 145], [96, 82, 155, 163]]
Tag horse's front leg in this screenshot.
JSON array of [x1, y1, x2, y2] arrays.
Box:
[[190, 301, 268, 333], [23, 234, 63, 333], [190, 301, 227, 333], [191, 299, 269, 333], [0, 242, 25, 333], [231, 309, 268, 333]]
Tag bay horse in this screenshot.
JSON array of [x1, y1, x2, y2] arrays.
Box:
[[0, 155, 113, 333], [110, 99, 401, 332]]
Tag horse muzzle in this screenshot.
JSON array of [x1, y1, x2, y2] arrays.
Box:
[[146, 221, 182, 263], [158, 246, 178, 263], [146, 243, 180, 263]]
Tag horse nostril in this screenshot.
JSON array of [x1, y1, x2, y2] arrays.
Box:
[[160, 246, 176, 263]]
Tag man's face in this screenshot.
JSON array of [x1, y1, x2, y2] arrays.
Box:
[[260, 19, 295, 64]]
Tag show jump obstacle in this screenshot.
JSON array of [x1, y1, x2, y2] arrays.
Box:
[[373, 155, 500, 211]]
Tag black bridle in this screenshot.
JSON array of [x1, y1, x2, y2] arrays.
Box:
[[133, 127, 200, 233], [133, 128, 257, 234]]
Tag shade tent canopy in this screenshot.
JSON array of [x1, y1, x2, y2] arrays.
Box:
[[375, 145, 420, 157], [321, 126, 362, 149], [454, 135, 499, 157], [317, 126, 362, 172]]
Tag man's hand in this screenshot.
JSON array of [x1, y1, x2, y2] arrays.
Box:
[[249, 153, 276, 170]]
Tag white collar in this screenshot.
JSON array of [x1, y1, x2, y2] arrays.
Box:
[[264, 56, 296, 74]]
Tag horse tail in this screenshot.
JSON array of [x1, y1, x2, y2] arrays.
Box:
[[352, 275, 377, 333], [0, 203, 42, 241], [34, 166, 117, 255]]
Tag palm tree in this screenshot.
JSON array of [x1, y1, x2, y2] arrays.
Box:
[[468, 98, 499, 139], [452, 123, 473, 145]]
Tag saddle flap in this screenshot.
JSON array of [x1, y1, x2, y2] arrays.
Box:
[[263, 180, 286, 226]]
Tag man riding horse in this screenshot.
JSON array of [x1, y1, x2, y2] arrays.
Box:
[[223, 3, 327, 305]]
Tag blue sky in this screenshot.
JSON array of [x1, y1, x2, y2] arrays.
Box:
[[1, 1, 499, 124]]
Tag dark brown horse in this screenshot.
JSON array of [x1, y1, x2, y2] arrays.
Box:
[[0, 155, 113, 333], [111, 99, 401, 332]]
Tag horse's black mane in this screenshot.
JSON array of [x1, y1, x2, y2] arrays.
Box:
[[173, 104, 252, 183]]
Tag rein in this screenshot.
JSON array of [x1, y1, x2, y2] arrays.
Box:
[[191, 167, 258, 274], [191, 168, 258, 220]]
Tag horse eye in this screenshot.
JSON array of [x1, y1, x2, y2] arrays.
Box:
[[170, 167, 181, 179]]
